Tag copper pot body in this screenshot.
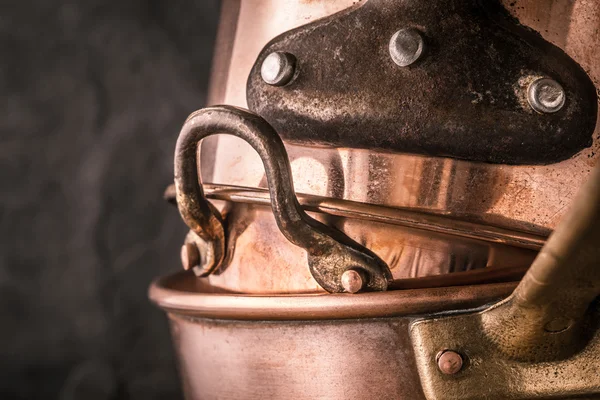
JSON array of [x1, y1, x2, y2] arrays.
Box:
[[171, 316, 424, 400]]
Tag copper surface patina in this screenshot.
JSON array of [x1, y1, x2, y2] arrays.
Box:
[[150, 1, 600, 399]]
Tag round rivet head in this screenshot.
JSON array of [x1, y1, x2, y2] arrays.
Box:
[[437, 350, 464, 375], [527, 78, 566, 113], [389, 28, 425, 67], [261, 51, 296, 86], [181, 243, 200, 271], [341, 269, 366, 294]]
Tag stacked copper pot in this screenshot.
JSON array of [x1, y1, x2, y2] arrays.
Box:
[[150, 1, 600, 399]]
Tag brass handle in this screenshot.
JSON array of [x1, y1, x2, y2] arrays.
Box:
[[174, 105, 392, 293], [485, 163, 600, 360], [410, 165, 600, 399]]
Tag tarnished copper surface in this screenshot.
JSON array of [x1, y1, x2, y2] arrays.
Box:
[[149, 271, 515, 320], [151, 275, 513, 400], [170, 316, 427, 400]]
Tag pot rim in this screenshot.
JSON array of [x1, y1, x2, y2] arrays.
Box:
[[149, 271, 516, 321]]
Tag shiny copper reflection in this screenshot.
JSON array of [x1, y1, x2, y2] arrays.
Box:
[[150, 271, 516, 320]]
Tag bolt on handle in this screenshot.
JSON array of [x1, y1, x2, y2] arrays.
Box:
[[174, 105, 392, 293]]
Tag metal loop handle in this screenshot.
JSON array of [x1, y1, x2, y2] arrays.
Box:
[[174, 105, 392, 293]]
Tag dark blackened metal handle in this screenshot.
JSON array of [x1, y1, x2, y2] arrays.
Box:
[[174, 105, 392, 293]]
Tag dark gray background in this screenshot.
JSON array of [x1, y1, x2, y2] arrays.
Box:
[[1, 1, 220, 398]]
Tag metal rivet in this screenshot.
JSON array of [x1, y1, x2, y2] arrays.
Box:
[[436, 350, 464, 375], [527, 78, 566, 113], [181, 243, 200, 271], [389, 28, 425, 67], [341, 269, 366, 294], [261, 52, 296, 86]]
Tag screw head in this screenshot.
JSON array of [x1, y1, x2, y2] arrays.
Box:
[[437, 350, 464, 375], [389, 28, 425, 67], [341, 269, 366, 294], [180, 243, 200, 271], [261, 52, 296, 86], [527, 78, 566, 113]]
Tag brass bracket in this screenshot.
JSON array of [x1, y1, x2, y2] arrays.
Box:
[[410, 300, 600, 399], [410, 166, 600, 399]]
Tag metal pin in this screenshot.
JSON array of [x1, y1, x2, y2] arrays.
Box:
[[527, 78, 566, 113], [389, 28, 425, 67], [261, 51, 297, 86], [341, 269, 366, 294], [436, 350, 464, 375]]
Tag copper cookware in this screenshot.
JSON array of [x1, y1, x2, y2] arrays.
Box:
[[151, 1, 600, 398]]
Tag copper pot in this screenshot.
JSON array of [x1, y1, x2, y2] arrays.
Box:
[[151, 1, 600, 399]]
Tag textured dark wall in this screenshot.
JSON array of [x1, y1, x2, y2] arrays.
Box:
[[1, 1, 220, 398]]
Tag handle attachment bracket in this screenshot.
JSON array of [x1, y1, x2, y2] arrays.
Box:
[[174, 105, 392, 293]]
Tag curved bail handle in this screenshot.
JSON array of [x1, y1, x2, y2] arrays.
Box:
[[174, 105, 392, 293]]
